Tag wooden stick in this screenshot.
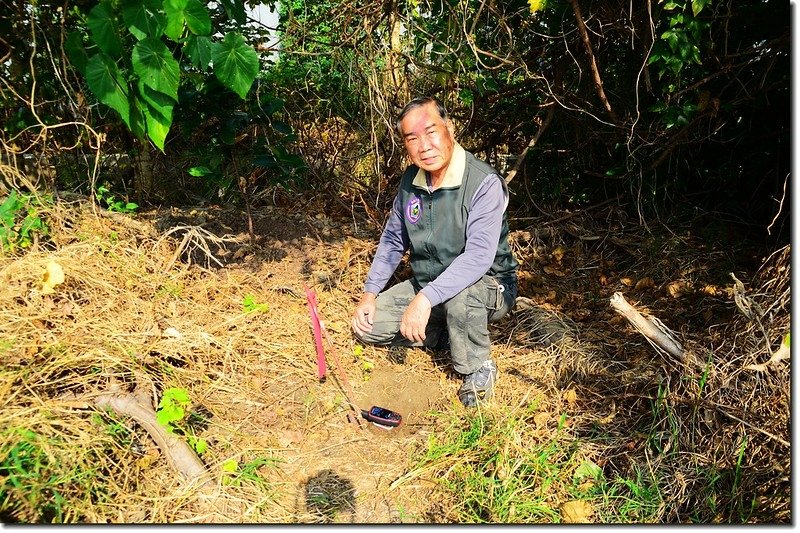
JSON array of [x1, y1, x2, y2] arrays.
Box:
[[319, 321, 365, 429], [609, 292, 686, 362]]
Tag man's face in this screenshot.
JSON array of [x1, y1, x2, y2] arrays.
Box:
[[399, 102, 456, 178]]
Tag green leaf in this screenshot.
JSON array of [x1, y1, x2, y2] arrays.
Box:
[[212, 32, 259, 100], [272, 120, 292, 135], [122, 0, 166, 40], [164, 0, 211, 39], [574, 460, 604, 482], [690, 45, 701, 64], [185, 34, 213, 69], [218, 0, 246, 24], [132, 37, 181, 102], [692, 0, 710, 16], [137, 82, 174, 151], [191, 437, 208, 454], [188, 166, 213, 177], [184, 0, 212, 35], [129, 94, 147, 139], [222, 459, 239, 473], [156, 404, 184, 426], [163, 387, 191, 406], [65, 31, 89, 75], [163, 0, 187, 40], [86, 53, 131, 127], [243, 294, 269, 313], [87, 2, 123, 58]]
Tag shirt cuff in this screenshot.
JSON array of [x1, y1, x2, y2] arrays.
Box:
[[420, 285, 442, 307]]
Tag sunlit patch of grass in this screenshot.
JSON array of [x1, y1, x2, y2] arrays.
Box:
[[598, 464, 664, 522], [0, 427, 109, 523], [401, 404, 592, 523]]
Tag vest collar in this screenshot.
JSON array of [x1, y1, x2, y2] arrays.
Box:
[[412, 143, 466, 191]]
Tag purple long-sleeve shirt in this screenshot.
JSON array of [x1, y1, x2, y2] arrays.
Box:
[[363, 173, 507, 307]]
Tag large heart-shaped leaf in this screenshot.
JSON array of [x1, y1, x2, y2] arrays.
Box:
[[129, 94, 147, 140], [87, 2, 123, 58], [184, 0, 211, 36], [163, 0, 187, 40], [185, 34, 212, 69], [212, 32, 259, 100], [132, 37, 180, 102], [86, 53, 131, 127], [137, 83, 174, 151], [122, 0, 166, 40], [163, 0, 210, 39]]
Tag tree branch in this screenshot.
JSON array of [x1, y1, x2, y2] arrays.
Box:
[[504, 103, 555, 184], [568, 0, 620, 125]]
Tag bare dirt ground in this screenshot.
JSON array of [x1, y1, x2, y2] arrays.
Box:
[[0, 197, 790, 523]]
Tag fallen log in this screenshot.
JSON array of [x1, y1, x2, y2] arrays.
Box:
[[609, 292, 700, 369], [91, 380, 216, 492]]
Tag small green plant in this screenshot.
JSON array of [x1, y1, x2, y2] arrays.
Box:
[[156, 282, 183, 298], [0, 191, 49, 253], [601, 466, 664, 522], [156, 387, 208, 455], [95, 185, 138, 214], [221, 456, 281, 488], [353, 344, 374, 379], [242, 293, 269, 313]]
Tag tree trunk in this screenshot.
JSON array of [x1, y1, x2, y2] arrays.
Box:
[[134, 141, 155, 203]]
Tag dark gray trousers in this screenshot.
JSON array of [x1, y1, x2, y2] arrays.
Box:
[[355, 275, 516, 375]]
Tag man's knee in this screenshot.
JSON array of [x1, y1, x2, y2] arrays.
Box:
[[353, 328, 392, 346]]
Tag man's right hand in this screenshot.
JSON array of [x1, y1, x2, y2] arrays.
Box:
[[352, 293, 377, 336]]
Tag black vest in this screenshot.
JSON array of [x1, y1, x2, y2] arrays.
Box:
[[398, 150, 518, 288]]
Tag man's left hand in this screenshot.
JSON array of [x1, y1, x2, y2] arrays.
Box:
[[400, 293, 432, 344]]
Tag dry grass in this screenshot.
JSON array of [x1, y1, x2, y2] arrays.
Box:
[[0, 195, 790, 523]]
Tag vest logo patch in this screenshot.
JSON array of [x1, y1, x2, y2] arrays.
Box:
[[405, 196, 422, 224]]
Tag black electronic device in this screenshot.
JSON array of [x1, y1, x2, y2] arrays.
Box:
[[361, 406, 402, 427]]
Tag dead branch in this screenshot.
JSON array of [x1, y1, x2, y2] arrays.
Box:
[[609, 292, 700, 368], [91, 380, 216, 491], [568, 0, 620, 125], [504, 103, 555, 185]]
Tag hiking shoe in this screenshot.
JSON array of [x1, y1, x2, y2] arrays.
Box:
[[458, 359, 498, 407]]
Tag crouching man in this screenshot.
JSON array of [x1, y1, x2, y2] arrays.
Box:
[[351, 96, 518, 407]]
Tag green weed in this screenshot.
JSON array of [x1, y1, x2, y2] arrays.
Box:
[[95, 185, 138, 214], [600, 465, 664, 522], [91, 413, 132, 448], [155, 283, 183, 298], [155, 387, 208, 455], [0, 191, 50, 254], [0, 428, 102, 523], [0, 339, 13, 355], [221, 455, 282, 489], [242, 293, 269, 313]]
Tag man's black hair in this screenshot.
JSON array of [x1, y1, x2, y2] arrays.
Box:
[[396, 97, 448, 134]]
